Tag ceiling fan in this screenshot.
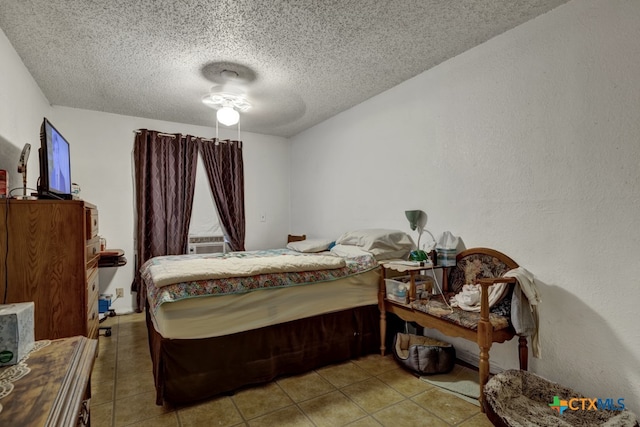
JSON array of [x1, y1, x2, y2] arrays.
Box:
[[200, 61, 306, 132], [201, 63, 255, 126]]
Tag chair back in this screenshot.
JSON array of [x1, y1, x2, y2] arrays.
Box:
[[447, 248, 518, 293]]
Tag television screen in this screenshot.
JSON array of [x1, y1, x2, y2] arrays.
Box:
[[39, 118, 72, 198]]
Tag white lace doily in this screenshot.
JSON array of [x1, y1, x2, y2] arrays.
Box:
[[0, 364, 30, 384], [0, 340, 50, 414]]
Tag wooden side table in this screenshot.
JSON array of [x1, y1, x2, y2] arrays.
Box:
[[378, 261, 452, 355], [98, 248, 127, 336], [380, 261, 450, 302], [98, 248, 127, 268], [0, 336, 97, 426]]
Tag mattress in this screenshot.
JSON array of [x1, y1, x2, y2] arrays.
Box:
[[150, 268, 380, 339]]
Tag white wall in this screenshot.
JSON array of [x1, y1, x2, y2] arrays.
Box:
[[1, 27, 292, 315], [0, 27, 50, 185], [291, 0, 640, 413]]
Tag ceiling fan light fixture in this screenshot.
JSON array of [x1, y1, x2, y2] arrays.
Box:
[[202, 90, 252, 127], [217, 106, 240, 126], [202, 90, 251, 111]]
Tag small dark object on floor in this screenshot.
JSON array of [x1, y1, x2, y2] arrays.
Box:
[[99, 309, 116, 337], [393, 332, 456, 375]]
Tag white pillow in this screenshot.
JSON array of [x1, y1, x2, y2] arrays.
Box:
[[286, 239, 333, 253], [329, 244, 372, 258], [334, 229, 414, 260]]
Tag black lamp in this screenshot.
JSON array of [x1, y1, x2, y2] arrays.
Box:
[[405, 210, 435, 262]]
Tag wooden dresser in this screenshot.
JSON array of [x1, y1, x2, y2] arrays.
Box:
[[0, 199, 100, 340], [0, 336, 97, 426]]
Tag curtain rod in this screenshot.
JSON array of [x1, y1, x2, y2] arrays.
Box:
[[133, 130, 241, 144]]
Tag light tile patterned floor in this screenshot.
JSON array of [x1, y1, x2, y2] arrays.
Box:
[[91, 313, 493, 427]]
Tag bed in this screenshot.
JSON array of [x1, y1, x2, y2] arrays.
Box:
[[142, 229, 414, 405]]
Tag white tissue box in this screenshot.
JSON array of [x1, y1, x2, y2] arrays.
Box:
[[0, 302, 35, 366], [436, 248, 456, 267]]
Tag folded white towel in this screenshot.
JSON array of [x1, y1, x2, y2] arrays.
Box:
[[455, 284, 480, 306], [451, 282, 509, 312]]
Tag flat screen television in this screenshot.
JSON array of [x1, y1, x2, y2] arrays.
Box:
[[38, 118, 72, 199]]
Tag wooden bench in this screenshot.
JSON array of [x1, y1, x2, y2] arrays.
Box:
[[379, 247, 528, 410]]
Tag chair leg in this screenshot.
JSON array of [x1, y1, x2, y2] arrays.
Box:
[[478, 281, 493, 412], [379, 310, 387, 356], [478, 342, 491, 413], [518, 336, 528, 371], [379, 267, 387, 356]]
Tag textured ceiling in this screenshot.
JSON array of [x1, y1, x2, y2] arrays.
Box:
[[0, 0, 568, 138]]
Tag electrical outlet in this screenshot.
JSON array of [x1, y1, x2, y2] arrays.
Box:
[[116, 288, 124, 298]]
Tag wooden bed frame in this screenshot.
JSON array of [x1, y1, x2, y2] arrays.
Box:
[[146, 302, 381, 405]]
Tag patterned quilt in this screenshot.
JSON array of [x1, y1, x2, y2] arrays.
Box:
[[142, 249, 379, 314]]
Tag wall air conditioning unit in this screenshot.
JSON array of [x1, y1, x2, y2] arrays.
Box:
[[187, 235, 227, 254]]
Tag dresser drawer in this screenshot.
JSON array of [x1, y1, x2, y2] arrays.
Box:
[[86, 207, 99, 238], [87, 266, 99, 304], [86, 267, 99, 339], [86, 236, 100, 264], [87, 299, 99, 340]]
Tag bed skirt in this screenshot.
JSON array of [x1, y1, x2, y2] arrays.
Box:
[[146, 304, 381, 405]]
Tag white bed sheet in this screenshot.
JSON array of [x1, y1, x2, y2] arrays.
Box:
[[149, 269, 380, 339]]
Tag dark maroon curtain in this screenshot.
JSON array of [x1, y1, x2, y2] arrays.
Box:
[[198, 139, 246, 252], [131, 130, 198, 311]]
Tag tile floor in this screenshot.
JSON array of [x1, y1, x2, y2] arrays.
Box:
[[91, 312, 493, 427]]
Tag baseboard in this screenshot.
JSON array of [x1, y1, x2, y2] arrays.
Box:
[[455, 348, 505, 374]]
